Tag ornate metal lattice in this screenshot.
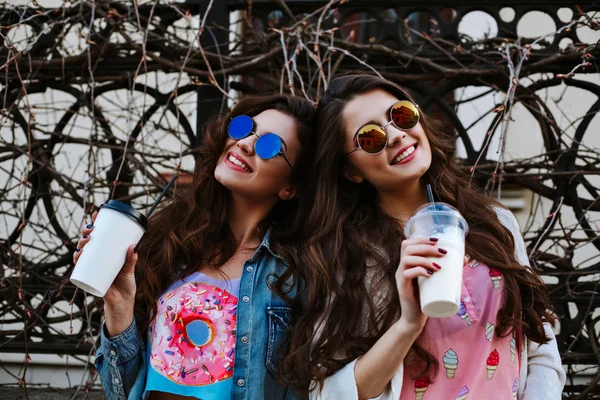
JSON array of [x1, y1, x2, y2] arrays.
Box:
[[1, 1, 599, 397]]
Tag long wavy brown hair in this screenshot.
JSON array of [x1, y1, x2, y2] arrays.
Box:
[[132, 94, 315, 333], [279, 75, 556, 392]]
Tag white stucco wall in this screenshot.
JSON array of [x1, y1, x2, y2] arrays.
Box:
[[1, 1, 598, 390]]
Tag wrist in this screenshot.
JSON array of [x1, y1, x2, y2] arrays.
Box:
[[104, 314, 134, 338], [104, 304, 134, 337], [104, 297, 134, 316], [393, 319, 424, 340]]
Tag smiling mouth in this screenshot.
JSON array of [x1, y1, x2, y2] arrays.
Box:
[[227, 153, 252, 172], [391, 144, 417, 164]]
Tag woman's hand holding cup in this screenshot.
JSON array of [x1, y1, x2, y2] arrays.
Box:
[[394, 237, 444, 334], [72, 210, 139, 337]]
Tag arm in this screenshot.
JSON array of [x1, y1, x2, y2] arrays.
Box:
[[309, 358, 403, 400], [310, 238, 444, 399], [75, 213, 144, 398], [494, 207, 566, 398], [95, 319, 145, 399], [352, 322, 420, 399], [522, 323, 565, 400]]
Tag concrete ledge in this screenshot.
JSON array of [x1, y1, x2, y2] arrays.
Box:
[[2, 388, 105, 400]]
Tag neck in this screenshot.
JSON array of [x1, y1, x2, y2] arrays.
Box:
[[377, 179, 430, 224], [227, 192, 277, 249]]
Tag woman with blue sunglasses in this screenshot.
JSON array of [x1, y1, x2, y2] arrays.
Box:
[[74, 94, 315, 400]]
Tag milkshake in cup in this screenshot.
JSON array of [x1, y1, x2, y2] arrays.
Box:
[[70, 200, 148, 297], [404, 203, 468, 318]]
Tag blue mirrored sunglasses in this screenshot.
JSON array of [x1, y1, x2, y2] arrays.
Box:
[[227, 115, 293, 170]]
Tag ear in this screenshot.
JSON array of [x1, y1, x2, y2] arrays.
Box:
[[278, 185, 297, 201], [343, 164, 364, 184]]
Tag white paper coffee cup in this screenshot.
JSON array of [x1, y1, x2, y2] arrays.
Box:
[[404, 203, 468, 318], [70, 200, 148, 297]]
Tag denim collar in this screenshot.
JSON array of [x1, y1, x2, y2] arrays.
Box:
[[251, 228, 287, 265]]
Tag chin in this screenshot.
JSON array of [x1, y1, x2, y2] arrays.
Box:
[[215, 175, 250, 196], [213, 167, 258, 198], [391, 159, 429, 175], [375, 167, 427, 190], [415, 162, 431, 178], [214, 164, 239, 189]]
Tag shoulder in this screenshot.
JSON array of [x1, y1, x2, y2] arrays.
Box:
[[492, 206, 531, 266], [492, 205, 521, 235]]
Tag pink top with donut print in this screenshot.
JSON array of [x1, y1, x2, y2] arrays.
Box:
[[144, 271, 240, 400], [399, 258, 521, 400]]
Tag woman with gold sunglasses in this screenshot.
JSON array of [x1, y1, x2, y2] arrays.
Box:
[[279, 75, 565, 400]]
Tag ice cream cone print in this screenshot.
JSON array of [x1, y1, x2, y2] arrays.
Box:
[[455, 385, 469, 400], [510, 337, 516, 363], [443, 348, 459, 379], [414, 377, 429, 400], [457, 301, 472, 325], [489, 268, 502, 289], [512, 377, 518, 398], [486, 365, 497, 380], [486, 349, 500, 380], [445, 365, 457, 378], [484, 321, 495, 342]]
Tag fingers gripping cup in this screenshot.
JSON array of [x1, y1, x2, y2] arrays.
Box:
[[70, 200, 148, 297], [404, 203, 468, 318]]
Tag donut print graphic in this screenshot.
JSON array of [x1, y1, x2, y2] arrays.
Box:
[[149, 282, 238, 386]]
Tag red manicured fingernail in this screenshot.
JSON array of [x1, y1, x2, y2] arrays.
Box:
[[427, 270, 434, 275], [438, 248, 447, 254], [432, 262, 442, 269], [429, 237, 439, 242]]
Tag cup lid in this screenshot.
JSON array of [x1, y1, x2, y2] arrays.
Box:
[[404, 202, 468, 237], [101, 200, 148, 231]]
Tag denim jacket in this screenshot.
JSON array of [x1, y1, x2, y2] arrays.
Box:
[[94, 231, 305, 400]]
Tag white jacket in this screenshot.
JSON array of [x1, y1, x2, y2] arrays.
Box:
[[310, 208, 566, 400]]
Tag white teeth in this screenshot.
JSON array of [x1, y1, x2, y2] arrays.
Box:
[[228, 155, 251, 172], [392, 145, 416, 164]]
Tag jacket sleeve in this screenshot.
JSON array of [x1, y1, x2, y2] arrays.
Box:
[[308, 358, 403, 400], [95, 319, 145, 400], [494, 207, 566, 399], [522, 323, 566, 399]]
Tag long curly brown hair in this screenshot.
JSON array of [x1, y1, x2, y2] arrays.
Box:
[[279, 75, 556, 392], [132, 94, 315, 333]]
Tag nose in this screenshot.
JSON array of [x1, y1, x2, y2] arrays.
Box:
[[386, 124, 407, 148], [236, 133, 257, 155]]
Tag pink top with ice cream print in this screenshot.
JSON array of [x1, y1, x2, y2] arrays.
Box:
[[400, 258, 521, 400]]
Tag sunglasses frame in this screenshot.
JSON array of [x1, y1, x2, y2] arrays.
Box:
[[228, 115, 294, 170], [347, 100, 420, 156]]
